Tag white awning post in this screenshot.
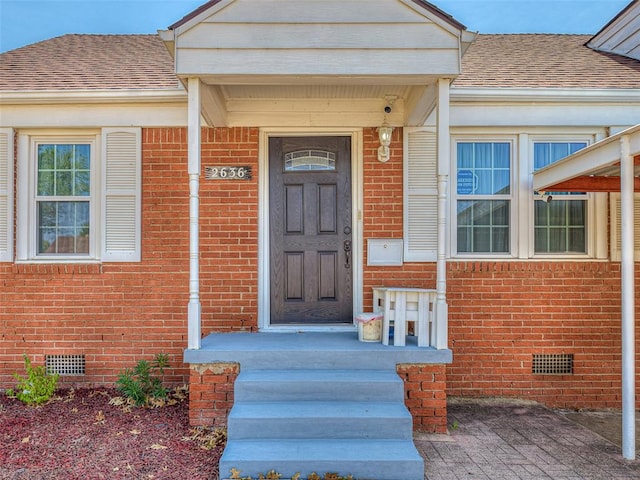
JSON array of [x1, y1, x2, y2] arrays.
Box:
[[187, 77, 202, 350], [435, 78, 450, 350], [620, 134, 636, 460]]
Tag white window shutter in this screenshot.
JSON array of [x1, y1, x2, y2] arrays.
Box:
[[404, 128, 438, 262], [0, 128, 14, 262], [102, 128, 141, 262], [610, 192, 640, 261]]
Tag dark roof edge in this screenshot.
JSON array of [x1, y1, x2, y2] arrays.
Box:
[[168, 0, 224, 30], [587, 0, 638, 45], [411, 0, 467, 31], [169, 0, 467, 32]]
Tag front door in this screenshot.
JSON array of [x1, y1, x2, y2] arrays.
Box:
[[269, 136, 353, 325]]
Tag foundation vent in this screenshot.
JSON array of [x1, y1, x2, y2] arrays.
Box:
[[532, 353, 573, 375], [46, 354, 85, 376]]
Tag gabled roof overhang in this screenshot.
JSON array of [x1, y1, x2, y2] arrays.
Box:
[[159, 0, 475, 127]]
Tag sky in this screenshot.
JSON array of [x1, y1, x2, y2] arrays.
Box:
[[0, 0, 633, 53]]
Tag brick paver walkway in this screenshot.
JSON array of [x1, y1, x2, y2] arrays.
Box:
[[416, 399, 640, 480]]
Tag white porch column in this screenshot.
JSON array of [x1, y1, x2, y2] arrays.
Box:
[[620, 134, 636, 460], [435, 78, 450, 350], [187, 77, 202, 350]]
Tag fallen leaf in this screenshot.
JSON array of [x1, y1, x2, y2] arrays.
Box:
[[71, 408, 78, 413], [21, 436, 30, 444], [149, 443, 167, 450], [130, 429, 141, 435], [94, 411, 105, 424]]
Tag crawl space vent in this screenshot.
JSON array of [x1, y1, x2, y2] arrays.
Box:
[[532, 353, 573, 375], [46, 354, 85, 376]]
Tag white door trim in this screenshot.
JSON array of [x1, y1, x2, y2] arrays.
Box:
[[258, 128, 363, 331]]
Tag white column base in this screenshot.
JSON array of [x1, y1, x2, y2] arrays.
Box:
[[187, 300, 202, 350]]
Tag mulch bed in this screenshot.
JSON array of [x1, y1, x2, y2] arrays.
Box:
[[0, 388, 222, 480]]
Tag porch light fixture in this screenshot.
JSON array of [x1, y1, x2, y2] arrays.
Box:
[[377, 124, 393, 163]]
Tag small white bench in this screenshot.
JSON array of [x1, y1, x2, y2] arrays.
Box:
[[372, 287, 436, 347]]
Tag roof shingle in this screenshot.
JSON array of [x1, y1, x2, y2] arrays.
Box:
[[1, 33, 639, 92], [454, 34, 640, 89], [0, 34, 179, 91]]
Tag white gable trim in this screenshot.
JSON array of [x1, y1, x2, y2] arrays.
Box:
[[169, 0, 468, 81]]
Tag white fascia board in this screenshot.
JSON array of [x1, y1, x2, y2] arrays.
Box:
[[0, 89, 186, 106], [173, 0, 235, 37], [158, 29, 174, 42], [157, 29, 176, 59], [398, 0, 463, 37], [451, 87, 640, 103], [1, 103, 188, 128]]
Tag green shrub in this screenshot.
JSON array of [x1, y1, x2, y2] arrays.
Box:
[[116, 353, 169, 406], [11, 354, 59, 405]]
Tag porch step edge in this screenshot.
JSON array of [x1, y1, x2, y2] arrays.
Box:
[[233, 369, 404, 402], [219, 439, 424, 480], [228, 401, 413, 439]]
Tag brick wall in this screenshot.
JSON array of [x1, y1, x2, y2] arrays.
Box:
[[361, 127, 437, 307], [2, 125, 637, 416], [199, 127, 260, 334], [0, 127, 259, 388], [447, 261, 640, 410], [189, 363, 239, 426], [397, 364, 448, 433]]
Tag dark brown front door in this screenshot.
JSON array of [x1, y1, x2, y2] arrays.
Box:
[[269, 136, 353, 325]]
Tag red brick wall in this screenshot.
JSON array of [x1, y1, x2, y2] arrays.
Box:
[[0, 127, 259, 388], [447, 261, 640, 410], [2, 125, 638, 416], [397, 364, 447, 433], [189, 363, 239, 426], [362, 127, 436, 308], [199, 127, 259, 334]]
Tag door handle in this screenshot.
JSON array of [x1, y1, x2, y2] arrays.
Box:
[[343, 240, 351, 269]]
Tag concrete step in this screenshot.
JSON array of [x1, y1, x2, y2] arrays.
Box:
[[219, 439, 424, 480], [228, 401, 413, 439], [233, 369, 404, 402]]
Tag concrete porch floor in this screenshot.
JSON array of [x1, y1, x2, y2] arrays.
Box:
[[183, 331, 452, 368]]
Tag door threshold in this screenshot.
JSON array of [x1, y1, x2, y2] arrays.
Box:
[[261, 324, 356, 333]]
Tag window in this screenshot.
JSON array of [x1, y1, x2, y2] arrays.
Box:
[[449, 134, 602, 259], [14, 128, 141, 263], [455, 142, 511, 254], [36, 143, 92, 255], [533, 142, 588, 254]]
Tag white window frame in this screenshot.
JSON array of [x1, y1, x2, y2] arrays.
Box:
[[17, 132, 100, 262], [449, 132, 607, 260], [527, 135, 599, 259], [450, 136, 517, 258]]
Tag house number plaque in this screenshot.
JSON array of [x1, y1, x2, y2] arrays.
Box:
[[205, 166, 252, 180]]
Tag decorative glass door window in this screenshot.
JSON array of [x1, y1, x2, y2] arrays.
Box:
[[533, 142, 588, 254], [36, 144, 91, 255], [284, 150, 336, 171], [456, 142, 511, 253]]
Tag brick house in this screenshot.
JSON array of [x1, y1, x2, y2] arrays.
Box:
[[1, 0, 639, 476]]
